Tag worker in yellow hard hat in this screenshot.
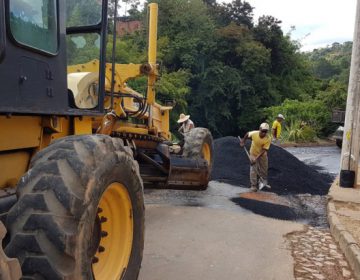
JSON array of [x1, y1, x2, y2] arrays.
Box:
[[240, 123, 271, 192], [272, 114, 285, 145]]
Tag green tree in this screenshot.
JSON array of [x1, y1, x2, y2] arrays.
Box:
[[66, 0, 102, 27], [156, 70, 191, 128], [86, 0, 350, 139], [264, 99, 330, 136], [208, 0, 254, 28], [148, 0, 216, 72]]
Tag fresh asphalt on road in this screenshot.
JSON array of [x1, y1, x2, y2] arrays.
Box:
[[285, 146, 341, 176], [138, 146, 341, 280]]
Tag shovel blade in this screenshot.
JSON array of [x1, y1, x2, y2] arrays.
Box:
[[258, 181, 271, 191]]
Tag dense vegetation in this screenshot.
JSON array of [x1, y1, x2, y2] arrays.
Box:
[[266, 41, 351, 140], [68, 0, 352, 140]]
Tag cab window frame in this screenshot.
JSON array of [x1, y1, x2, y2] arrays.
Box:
[[66, 0, 108, 113], [0, 0, 5, 61], [6, 0, 59, 56]]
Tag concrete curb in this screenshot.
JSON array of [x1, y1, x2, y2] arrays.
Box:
[[327, 200, 360, 280]]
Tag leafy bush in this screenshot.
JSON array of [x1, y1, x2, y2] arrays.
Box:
[[301, 125, 317, 142], [281, 120, 317, 143], [264, 99, 330, 136]]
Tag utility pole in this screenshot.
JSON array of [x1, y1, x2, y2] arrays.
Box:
[[340, 0, 360, 188]]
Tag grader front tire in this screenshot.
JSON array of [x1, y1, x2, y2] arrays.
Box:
[[183, 128, 214, 189], [5, 135, 144, 280]]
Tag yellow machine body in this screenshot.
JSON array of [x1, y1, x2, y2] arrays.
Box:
[[0, 2, 213, 279], [0, 3, 171, 190]]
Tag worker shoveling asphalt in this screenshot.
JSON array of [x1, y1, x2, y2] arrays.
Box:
[[238, 136, 271, 191], [211, 136, 333, 195], [239, 123, 273, 192], [210, 136, 334, 225]]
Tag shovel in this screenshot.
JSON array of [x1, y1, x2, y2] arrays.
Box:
[[238, 136, 271, 190]]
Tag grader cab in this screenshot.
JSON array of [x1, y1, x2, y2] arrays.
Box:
[[0, 0, 213, 279]]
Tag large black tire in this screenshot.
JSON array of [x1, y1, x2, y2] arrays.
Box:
[[336, 138, 342, 148], [183, 128, 214, 188], [0, 222, 22, 280], [5, 135, 144, 280]]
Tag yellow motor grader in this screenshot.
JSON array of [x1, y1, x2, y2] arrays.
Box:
[[0, 0, 213, 279]]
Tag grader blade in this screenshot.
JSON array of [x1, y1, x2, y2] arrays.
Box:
[[167, 156, 210, 190]]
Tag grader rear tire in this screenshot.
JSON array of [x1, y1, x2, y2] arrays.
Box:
[[0, 222, 22, 280], [183, 128, 214, 189], [5, 135, 144, 280], [336, 139, 342, 148]]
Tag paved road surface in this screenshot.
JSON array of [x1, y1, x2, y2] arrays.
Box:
[[285, 146, 341, 175], [139, 203, 302, 280], [140, 179, 305, 280], [139, 146, 354, 280]]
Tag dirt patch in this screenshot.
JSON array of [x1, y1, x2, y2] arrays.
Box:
[[239, 192, 290, 206], [211, 136, 334, 195], [280, 139, 335, 148]]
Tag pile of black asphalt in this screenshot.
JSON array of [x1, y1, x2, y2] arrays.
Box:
[[211, 136, 334, 195], [230, 195, 329, 227], [211, 136, 334, 226], [231, 197, 298, 221]]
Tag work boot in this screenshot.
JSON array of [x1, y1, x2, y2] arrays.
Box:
[[250, 186, 258, 192], [261, 179, 271, 189]]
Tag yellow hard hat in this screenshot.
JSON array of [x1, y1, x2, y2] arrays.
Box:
[[259, 123, 269, 131]]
